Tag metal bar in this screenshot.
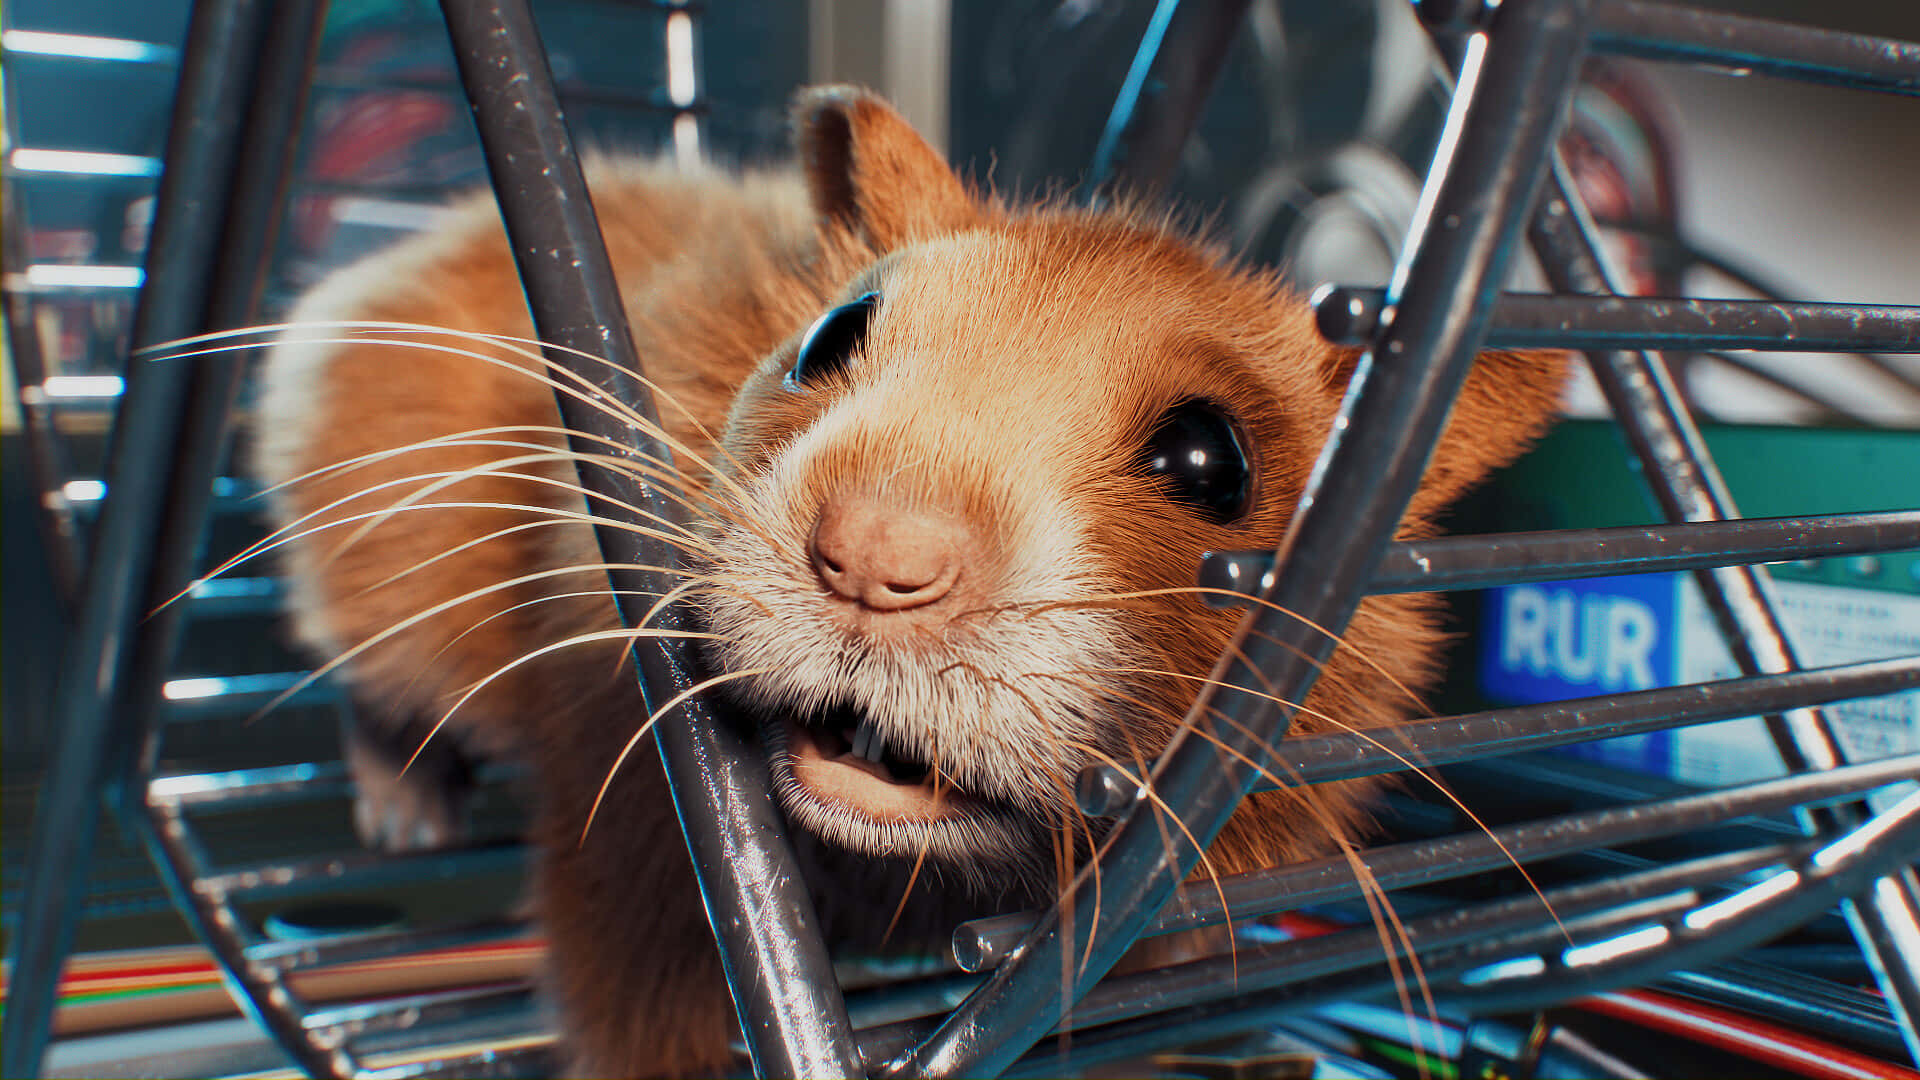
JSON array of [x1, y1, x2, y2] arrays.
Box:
[[117, 0, 330, 785], [1076, 651, 1920, 813], [248, 919, 529, 974], [1453, 786, 1920, 1012], [965, 752, 1916, 972], [0, 2, 282, 1073], [1615, 223, 1920, 398], [191, 843, 527, 904], [158, 671, 346, 722], [1526, 151, 1920, 1062], [1085, 0, 1255, 197], [889, 3, 1591, 1074], [0, 184, 86, 608], [984, 795, 1920, 1076], [1199, 511, 1920, 599], [299, 983, 535, 1038], [147, 760, 353, 808], [1589, 0, 1920, 97], [251, 910, 533, 972], [121, 8, 345, 1074], [1661, 963, 1910, 1062], [434, 2, 862, 1075], [136, 803, 361, 1077], [872, 847, 1780, 1071], [359, 1043, 556, 1080], [1313, 286, 1920, 353], [57, 474, 257, 514]]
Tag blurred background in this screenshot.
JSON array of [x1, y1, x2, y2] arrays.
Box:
[[4, 1, 1918, 1074]]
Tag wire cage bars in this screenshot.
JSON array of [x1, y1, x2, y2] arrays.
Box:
[[5, 0, 1920, 1078]]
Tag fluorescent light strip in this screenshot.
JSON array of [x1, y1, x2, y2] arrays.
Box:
[[1683, 869, 1801, 932], [163, 677, 230, 701], [665, 12, 696, 106], [1563, 923, 1671, 968], [2, 29, 176, 63], [10, 148, 162, 177], [1459, 954, 1548, 986], [331, 197, 456, 232], [61, 479, 106, 503], [24, 264, 144, 288], [42, 375, 126, 398]]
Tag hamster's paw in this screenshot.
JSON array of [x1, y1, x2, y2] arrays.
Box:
[[343, 710, 477, 852]]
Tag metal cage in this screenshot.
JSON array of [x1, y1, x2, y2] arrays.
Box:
[[6, 0, 1919, 1077]]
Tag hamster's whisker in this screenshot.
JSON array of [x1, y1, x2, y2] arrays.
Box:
[[446, 325, 759, 490], [263, 425, 724, 517], [1144, 651, 1567, 947], [168, 497, 705, 619], [1015, 587, 1431, 713], [217, 438, 716, 584], [593, 577, 718, 679], [1070, 740, 1233, 977], [881, 806, 937, 947], [415, 587, 696, 680], [980, 670, 1109, 969], [391, 586, 733, 727], [1017, 671, 1227, 973], [320, 453, 712, 561], [247, 563, 700, 722], [207, 498, 708, 607], [146, 319, 747, 497], [1041, 660, 1561, 987], [146, 332, 659, 446], [416, 627, 738, 778], [361, 519, 719, 597], [1180, 680, 1441, 1030], [580, 665, 780, 843], [171, 326, 746, 497]]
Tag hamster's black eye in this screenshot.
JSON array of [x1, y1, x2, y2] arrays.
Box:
[[1139, 399, 1251, 523], [786, 291, 879, 390]]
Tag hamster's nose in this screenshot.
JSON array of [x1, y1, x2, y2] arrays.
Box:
[[810, 495, 966, 612]]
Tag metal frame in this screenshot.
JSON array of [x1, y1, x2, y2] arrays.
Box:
[[8, 0, 1920, 1077]]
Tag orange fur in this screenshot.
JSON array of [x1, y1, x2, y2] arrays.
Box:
[[253, 86, 1565, 1075]]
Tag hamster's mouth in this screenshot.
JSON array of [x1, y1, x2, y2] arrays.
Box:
[[777, 703, 973, 824], [752, 696, 1065, 878]]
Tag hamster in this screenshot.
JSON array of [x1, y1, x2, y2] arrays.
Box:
[[252, 85, 1566, 1075]]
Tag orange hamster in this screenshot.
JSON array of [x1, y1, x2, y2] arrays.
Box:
[[253, 85, 1565, 1075]]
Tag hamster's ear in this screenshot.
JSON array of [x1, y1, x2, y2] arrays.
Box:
[[1406, 349, 1569, 519], [793, 85, 982, 248]]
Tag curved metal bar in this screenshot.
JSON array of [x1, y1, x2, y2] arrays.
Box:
[[872, 844, 1791, 1072], [885, 3, 1592, 1074], [1074, 647, 1917, 817], [1589, 0, 1920, 96], [1527, 147, 1920, 1063], [0, 0, 324, 1073], [1085, 0, 1255, 197], [966, 751, 1920, 972], [134, 800, 363, 1077], [0, 183, 85, 608], [1313, 286, 1920, 353], [1198, 510, 1920, 598], [968, 791, 1920, 1076], [1450, 786, 1920, 1012], [434, 1, 862, 1075]]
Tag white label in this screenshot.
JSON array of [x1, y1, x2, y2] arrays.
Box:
[[1673, 579, 1920, 807]]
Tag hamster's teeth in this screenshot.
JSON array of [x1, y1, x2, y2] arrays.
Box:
[[850, 718, 888, 763]]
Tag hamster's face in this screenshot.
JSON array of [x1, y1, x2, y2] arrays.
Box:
[[698, 218, 1345, 891]]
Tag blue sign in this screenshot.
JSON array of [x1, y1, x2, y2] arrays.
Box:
[[1478, 574, 1681, 774], [1480, 574, 1680, 701]]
